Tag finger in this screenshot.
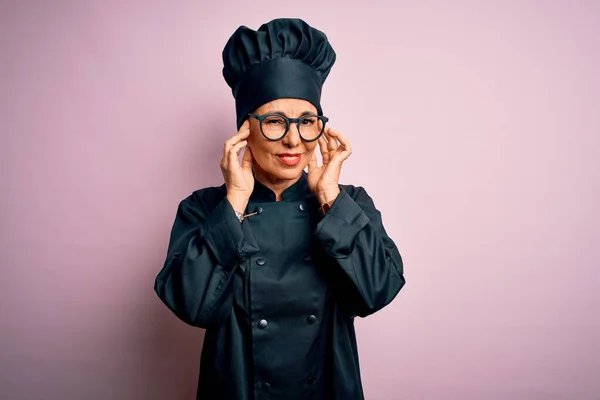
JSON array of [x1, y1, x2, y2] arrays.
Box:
[[237, 119, 250, 136], [318, 133, 328, 149], [326, 133, 351, 166], [241, 146, 253, 171], [328, 129, 352, 155], [228, 140, 248, 168], [318, 135, 330, 164], [308, 150, 318, 172], [223, 121, 251, 159], [317, 135, 329, 160], [330, 149, 351, 165], [229, 122, 251, 147], [325, 127, 339, 152]]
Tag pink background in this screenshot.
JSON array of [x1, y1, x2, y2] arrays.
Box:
[[1, 1, 599, 399]]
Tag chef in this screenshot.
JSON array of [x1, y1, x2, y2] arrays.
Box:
[[155, 18, 405, 400]]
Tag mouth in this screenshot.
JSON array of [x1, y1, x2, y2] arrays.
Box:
[[276, 153, 303, 166]]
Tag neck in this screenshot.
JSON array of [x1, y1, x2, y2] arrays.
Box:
[[253, 166, 303, 201]]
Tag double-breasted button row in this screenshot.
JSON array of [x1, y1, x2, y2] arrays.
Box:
[[252, 205, 307, 213], [256, 315, 316, 329], [258, 377, 313, 392], [255, 255, 312, 265], [248, 204, 307, 215]]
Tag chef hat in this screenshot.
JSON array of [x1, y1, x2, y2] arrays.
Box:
[[222, 18, 336, 129]]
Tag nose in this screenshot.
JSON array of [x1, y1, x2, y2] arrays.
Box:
[[282, 123, 301, 147]]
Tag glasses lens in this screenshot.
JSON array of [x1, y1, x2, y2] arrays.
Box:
[[261, 115, 288, 140], [299, 116, 325, 141]]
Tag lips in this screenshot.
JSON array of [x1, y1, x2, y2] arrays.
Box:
[[277, 153, 302, 166]]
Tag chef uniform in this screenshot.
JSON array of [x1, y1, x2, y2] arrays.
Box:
[[154, 18, 405, 400]]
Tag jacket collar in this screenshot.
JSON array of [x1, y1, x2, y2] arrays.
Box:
[[251, 171, 309, 202]]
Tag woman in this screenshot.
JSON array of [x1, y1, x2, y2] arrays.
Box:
[[155, 18, 405, 400]]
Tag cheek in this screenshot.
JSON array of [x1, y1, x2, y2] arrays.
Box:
[[305, 142, 318, 154], [248, 134, 276, 161], [247, 129, 265, 152]]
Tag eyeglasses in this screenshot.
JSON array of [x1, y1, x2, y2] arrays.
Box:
[[248, 112, 329, 142]]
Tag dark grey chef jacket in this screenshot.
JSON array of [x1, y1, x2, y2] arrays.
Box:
[[155, 172, 405, 399]]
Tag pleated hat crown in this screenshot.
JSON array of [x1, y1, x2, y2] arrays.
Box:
[[222, 18, 336, 129]]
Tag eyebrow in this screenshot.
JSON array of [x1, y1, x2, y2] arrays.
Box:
[[269, 110, 317, 117]]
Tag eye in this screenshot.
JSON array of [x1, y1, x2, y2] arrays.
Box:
[[301, 118, 317, 125], [264, 117, 285, 125]]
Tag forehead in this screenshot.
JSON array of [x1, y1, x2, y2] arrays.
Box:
[[255, 98, 317, 115]]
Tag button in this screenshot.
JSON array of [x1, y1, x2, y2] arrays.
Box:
[[307, 314, 317, 324], [255, 206, 263, 214], [303, 254, 312, 262], [256, 258, 265, 266], [298, 204, 306, 211], [258, 319, 268, 329], [307, 376, 316, 385]]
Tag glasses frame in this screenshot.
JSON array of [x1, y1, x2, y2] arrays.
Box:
[[248, 112, 329, 142]]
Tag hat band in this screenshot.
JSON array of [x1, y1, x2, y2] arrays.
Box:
[[234, 57, 323, 129]]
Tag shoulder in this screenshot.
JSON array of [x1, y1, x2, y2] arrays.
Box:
[[178, 184, 227, 214], [338, 183, 382, 211], [339, 183, 371, 201]]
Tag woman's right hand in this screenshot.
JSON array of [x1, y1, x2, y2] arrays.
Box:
[[220, 120, 254, 213]]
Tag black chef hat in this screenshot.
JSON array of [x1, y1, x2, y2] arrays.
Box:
[[222, 18, 336, 129]]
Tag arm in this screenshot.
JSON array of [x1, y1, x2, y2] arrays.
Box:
[[316, 186, 405, 318], [154, 190, 259, 328]]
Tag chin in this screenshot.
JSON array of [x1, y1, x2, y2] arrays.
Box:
[[271, 166, 304, 180], [266, 160, 307, 181]]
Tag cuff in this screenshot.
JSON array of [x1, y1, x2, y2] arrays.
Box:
[[315, 190, 370, 256], [204, 198, 260, 269]]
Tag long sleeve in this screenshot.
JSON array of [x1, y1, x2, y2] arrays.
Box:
[[315, 187, 405, 318], [154, 189, 260, 328]]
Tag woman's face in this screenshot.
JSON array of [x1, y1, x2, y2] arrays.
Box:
[[248, 98, 320, 182]]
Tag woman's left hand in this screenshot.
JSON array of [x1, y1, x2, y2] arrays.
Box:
[[308, 127, 352, 205]]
